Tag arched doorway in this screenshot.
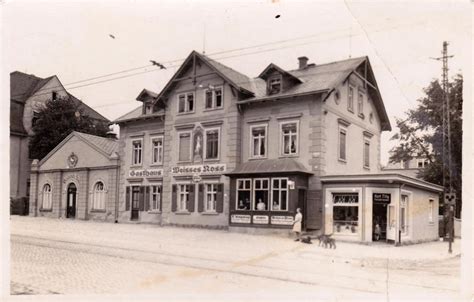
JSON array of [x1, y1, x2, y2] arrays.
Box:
[[66, 183, 77, 218]]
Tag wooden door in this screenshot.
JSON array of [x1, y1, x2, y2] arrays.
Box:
[[66, 183, 77, 218]]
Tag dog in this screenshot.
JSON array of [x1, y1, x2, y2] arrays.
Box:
[[301, 236, 312, 244], [317, 233, 337, 249]]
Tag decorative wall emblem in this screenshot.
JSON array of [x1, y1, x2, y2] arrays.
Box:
[[67, 152, 78, 168]]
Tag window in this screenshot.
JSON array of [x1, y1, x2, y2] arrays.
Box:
[[338, 128, 347, 161], [145, 103, 153, 114], [253, 178, 269, 211], [178, 132, 192, 162], [251, 125, 267, 158], [333, 193, 359, 234], [417, 159, 429, 168], [429, 199, 434, 223], [177, 92, 195, 113], [132, 139, 143, 165], [357, 91, 364, 116], [151, 136, 163, 165], [348, 85, 354, 112], [205, 184, 218, 212], [363, 139, 370, 168], [401, 195, 408, 234], [271, 178, 288, 211], [205, 129, 219, 160], [268, 76, 282, 95], [178, 184, 190, 211], [42, 184, 52, 210], [236, 179, 252, 210], [150, 185, 162, 211], [281, 122, 298, 155], [52, 91, 57, 100], [92, 181, 106, 210], [204, 87, 223, 109], [400, 160, 409, 169]]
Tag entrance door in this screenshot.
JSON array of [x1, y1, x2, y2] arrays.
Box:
[[131, 186, 140, 221], [66, 183, 77, 218], [297, 189, 307, 231], [386, 204, 396, 241], [372, 203, 388, 241]]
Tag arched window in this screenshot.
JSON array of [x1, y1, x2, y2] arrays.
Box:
[[42, 184, 52, 210], [93, 181, 106, 210]]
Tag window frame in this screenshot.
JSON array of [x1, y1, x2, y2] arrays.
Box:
[[253, 178, 270, 211], [428, 199, 434, 224], [177, 131, 193, 163], [357, 90, 364, 117], [348, 85, 355, 112], [270, 177, 289, 212], [149, 184, 162, 212], [236, 178, 252, 211], [204, 86, 224, 110], [150, 136, 164, 165], [250, 124, 268, 159], [177, 92, 195, 114], [204, 183, 218, 213], [41, 183, 53, 210], [279, 120, 299, 156], [268, 74, 283, 95], [401, 194, 409, 234], [92, 181, 106, 211], [131, 138, 143, 166], [177, 183, 191, 212], [332, 192, 360, 235], [338, 126, 347, 162], [204, 127, 220, 161], [363, 137, 370, 169]]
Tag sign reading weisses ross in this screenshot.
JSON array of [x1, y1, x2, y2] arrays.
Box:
[[128, 164, 227, 179]]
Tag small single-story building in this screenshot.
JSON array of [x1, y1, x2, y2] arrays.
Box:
[[321, 173, 443, 244], [29, 131, 119, 222]]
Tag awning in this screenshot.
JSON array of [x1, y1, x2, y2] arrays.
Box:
[[225, 158, 313, 176]]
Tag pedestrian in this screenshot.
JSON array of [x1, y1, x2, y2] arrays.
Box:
[[374, 223, 381, 241], [292, 208, 302, 241]]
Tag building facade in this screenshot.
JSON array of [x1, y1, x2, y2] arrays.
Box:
[[112, 51, 442, 243]]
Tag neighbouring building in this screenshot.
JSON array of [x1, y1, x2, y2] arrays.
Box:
[[383, 156, 430, 178], [111, 50, 442, 244], [10, 71, 110, 209], [29, 131, 119, 221]]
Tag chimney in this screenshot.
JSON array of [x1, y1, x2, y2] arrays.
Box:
[[298, 56, 309, 69]]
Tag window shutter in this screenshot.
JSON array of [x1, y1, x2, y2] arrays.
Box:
[[145, 186, 150, 211], [159, 186, 163, 212], [188, 184, 195, 212], [171, 185, 177, 212], [125, 186, 130, 211], [198, 184, 204, 213], [139, 186, 145, 211], [216, 183, 224, 213]]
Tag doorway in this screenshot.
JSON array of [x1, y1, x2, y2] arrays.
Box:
[[130, 186, 140, 221], [297, 189, 307, 231], [66, 183, 77, 218], [372, 203, 388, 241]]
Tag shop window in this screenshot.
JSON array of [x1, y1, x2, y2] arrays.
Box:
[[42, 184, 52, 210], [177, 92, 195, 113], [401, 195, 408, 234], [178, 132, 192, 162], [150, 185, 162, 211], [236, 179, 252, 210], [132, 139, 143, 165], [271, 178, 288, 211], [338, 127, 347, 161], [281, 122, 298, 156], [429, 199, 434, 223], [92, 181, 106, 210], [348, 85, 354, 112], [363, 139, 370, 168], [205, 87, 223, 109], [357, 91, 364, 117], [151, 136, 163, 165], [251, 125, 267, 158], [333, 193, 359, 234], [178, 184, 190, 211], [254, 178, 269, 211], [268, 76, 282, 95], [205, 184, 218, 212], [205, 128, 219, 160]]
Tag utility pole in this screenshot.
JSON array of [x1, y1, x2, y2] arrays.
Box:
[[431, 41, 455, 253]]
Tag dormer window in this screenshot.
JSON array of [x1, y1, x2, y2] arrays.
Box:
[[268, 76, 282, 95], [145, 103, 153, 114]]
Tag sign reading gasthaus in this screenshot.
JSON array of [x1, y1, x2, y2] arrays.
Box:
[[129, 169, 163, 178], [170, 164, 226, 175]]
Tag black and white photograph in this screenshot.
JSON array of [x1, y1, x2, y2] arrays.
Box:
[[1, 0, 473, 301]]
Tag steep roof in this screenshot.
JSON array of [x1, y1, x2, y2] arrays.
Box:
[[10, 71, 54, 103], [67, 93, 109, 122]]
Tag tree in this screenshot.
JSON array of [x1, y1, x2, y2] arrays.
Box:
[[389, 74, 462, 217], [29, 97, 109, 160]]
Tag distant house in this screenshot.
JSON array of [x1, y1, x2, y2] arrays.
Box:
[[383, 156, 430, 178], [10, 71, 109, 203]]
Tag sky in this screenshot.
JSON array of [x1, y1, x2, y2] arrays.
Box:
[[2, 0, 471, 165]]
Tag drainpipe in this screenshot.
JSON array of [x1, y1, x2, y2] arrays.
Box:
[[396, 183, 405, 246], [114, 164, 120, 223]]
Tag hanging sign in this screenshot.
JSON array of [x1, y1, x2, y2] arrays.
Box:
[[373, 193, 391, 204]]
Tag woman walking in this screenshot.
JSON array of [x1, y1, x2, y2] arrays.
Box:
[[293, 208, 303, 241]]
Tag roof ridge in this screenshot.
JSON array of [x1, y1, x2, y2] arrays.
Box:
[[201, 53, 252, 80], [287, 56, 366, 73]]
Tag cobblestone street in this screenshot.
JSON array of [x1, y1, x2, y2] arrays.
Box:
[[10, 216, 461, 301]]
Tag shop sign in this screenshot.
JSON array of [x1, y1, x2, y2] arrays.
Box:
[[129, 169, 163, 178], [231, 214, 251, 224], [333, 194, 358, 204], [253, 215, 269, 224], [373, 193, 391, 204], [271, 216, 294, 225], [170, 164, 226, 175]]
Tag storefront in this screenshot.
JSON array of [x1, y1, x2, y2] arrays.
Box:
[[321, 174, 443, 244], [226, 158, 312, 233]]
